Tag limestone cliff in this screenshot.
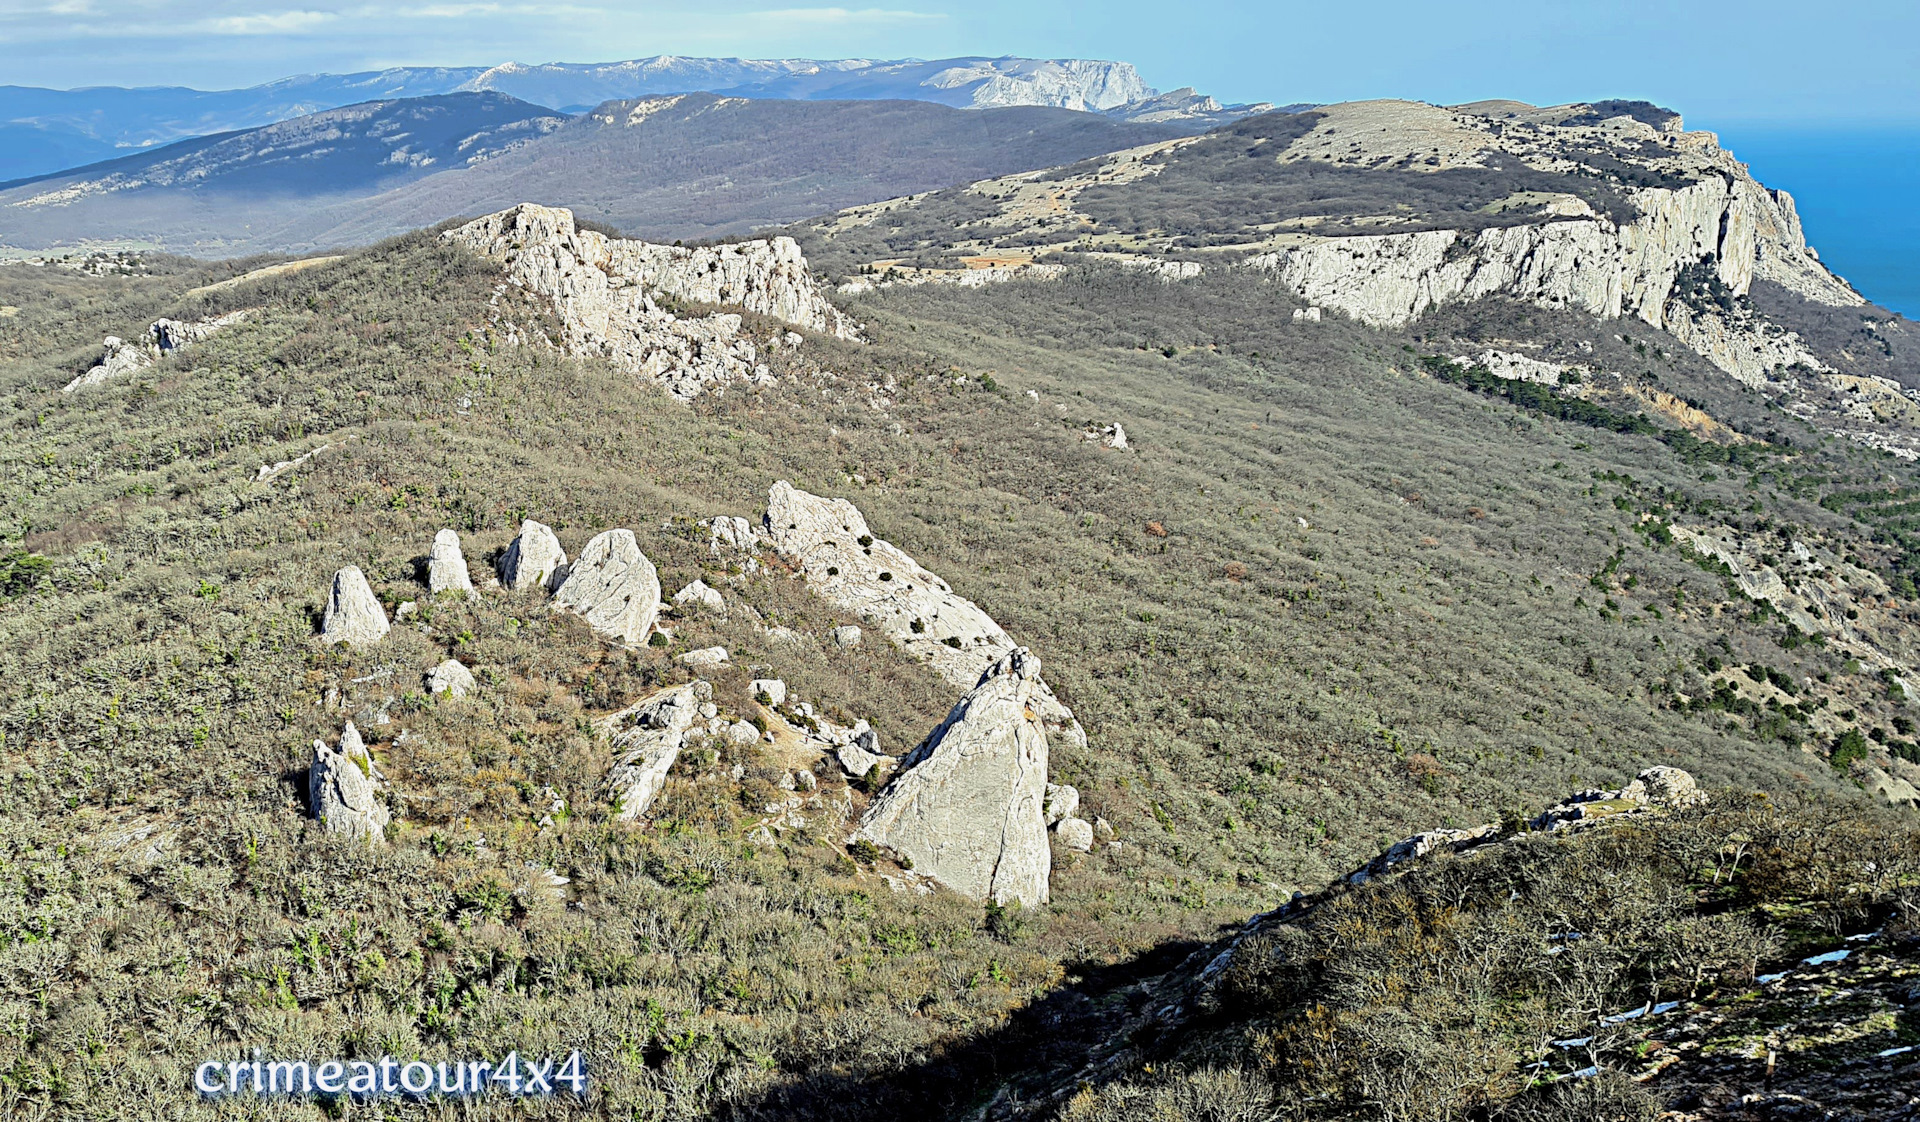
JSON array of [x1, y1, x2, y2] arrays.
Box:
[[445, 203, 855, 400]]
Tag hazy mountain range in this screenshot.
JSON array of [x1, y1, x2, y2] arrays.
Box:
[[0, 55, 1273, 182]]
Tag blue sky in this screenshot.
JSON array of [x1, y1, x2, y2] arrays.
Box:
[[1, 0, 1916, 126]]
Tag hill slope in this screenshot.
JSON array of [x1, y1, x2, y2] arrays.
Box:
[[0, 94, 1184, 254]]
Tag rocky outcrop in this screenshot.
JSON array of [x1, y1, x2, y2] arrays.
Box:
[[445, 204, 855, 400], [321, 566, 390, 646], [670, 579, 725, 616], [553, 529, 660, 645], [762, 481, 1086, 751], [1250, 175, 1852, 385], [62, 311, 250, 392], [852, 648, 1055, 907], [427, 529, 475, 597], [498, 519, 568, 592], [601, 681, 706, 820], [309, 722, 389, 841]]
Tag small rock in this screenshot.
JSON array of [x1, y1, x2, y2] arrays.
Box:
[[727, 720, 759, 746], [837, 739, 886, 779], [750, 678, 786, 706], [395, 600, 418, 620], [795, 769, 817, 791], [427, 659, 476, 699], [833, 625, 862, 648], [672, 579, 726, 616], [321, 566, 390, 646], [1056, 817, 1095, 852], [498, 519, 568, 592], [707, 516, 760, 552], [698, 701, 719, 721], [1093, 816, 1115, 841], [681, 646, 730, 670], [1044, 783, 1080, 826], [427, 529, 476, 597], [766, 625, 802, 643]]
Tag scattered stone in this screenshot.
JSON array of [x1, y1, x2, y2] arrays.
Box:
[[1056, 817, 1095, 851], [427, 529, 476, 597], [680, 646, 730, 669], [706, 515, 761, 553], [671, 579, 726, 616], [837, 739, 886, 779], [601, 682, 706, 820], [395, 600, 418, 620], [498, 519, 569, 592], [795, 769, 817, 791], [1291, 306, 1323, 322], [255, 441, 339, 483], [1044, 783, 1080, 826], [833, 625, 863, 648], [852, 647, 1054, 907], [321, 566, 390, 646], [1349, 825, 1499, 885], [309, 724, 389, 842], [1094, 816, 1115, 841], [554, 529, 661, 645], [727, 720, 760, 746], [427, 659, 476, 699], [750, 678, 787, 707]]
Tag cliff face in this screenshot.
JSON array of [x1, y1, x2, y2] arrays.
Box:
[[445, 203, 855, 400], [1250, 173, 1860, 385]]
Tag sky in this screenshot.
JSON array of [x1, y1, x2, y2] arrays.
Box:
[[1, 0, 1917, 127]]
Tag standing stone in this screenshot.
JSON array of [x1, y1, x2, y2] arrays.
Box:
[[852, 647, 1053, 907], [427, 659, 477, 699], [310, 728, 389, 842], [428, 529, 475, 597], [321, 566, 390, 646], [498, 519, 569, 592], [554, 529, 661, 645]]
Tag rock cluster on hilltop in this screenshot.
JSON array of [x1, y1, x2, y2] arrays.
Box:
[[757, 480, 1086, 750], [309, 721, 389, 842], [62, 310, 249, 392], [444, 203, 856, 400], [852, 648, 1056, 907]]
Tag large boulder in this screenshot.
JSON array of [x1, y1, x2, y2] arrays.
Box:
[[601, 682, 707, 820], [852, 647, 1054, 907], [554, 529, 661, 645], [427, 529, 475, 597], [309, 724, 389, 842], [427, 659, 476, 699], [321, 566, 390, 646], [498, 519, 569, 593]]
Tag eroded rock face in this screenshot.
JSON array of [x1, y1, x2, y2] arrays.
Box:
[[554, 529, 660, 645], [427, 529, 475, 597], [62, 311, 250, 393], [310, 725, 389, 842], [445, 204, 855, 400], [853, 648, 1054, 907], [1250, 176, 1848, 385], [763, 480, 1086, 751], [498, 519, 568, 593], [602, 681, 707, 820], [321, 566, 390, 646]]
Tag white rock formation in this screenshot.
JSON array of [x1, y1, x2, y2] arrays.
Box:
[[763, 481, 1086, 750], [705, 515, 762, 553], [309, 726, 390, 842], [321, 566, 390, 646], [750, 678, 786, 707], [853, 648, 1055, 907], [1453, 350, 1568, 386], [1056, 817, 1095, 851], [498, 519, 568, 592], [671, 579, 725, 616], [601, 682, 707, 819], [427, 529, 475, 597], [427, 658, 476, 699], [554, 529, 661, 645], [445, 204, 855, 400], [832, 625, 863, 648], [680, 646, 730, 669], [1250, 174, 1855, 385], [1043, 782, 1080, 825], [62, 311, 250, 393]]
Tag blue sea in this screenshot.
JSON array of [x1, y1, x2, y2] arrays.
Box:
[[1713, 124, 1920, 318]]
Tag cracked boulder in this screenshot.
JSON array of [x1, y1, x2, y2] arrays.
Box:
[[498, 519, 568, 592], [554, 529, 661, 645], [601, 681, 708, 820]]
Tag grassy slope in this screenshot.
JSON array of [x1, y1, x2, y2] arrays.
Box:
[[0, 237, 1904, 1118]]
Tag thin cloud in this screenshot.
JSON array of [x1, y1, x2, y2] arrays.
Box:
[[748, 7, 945, 23], [203, 10, 336, 35]]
